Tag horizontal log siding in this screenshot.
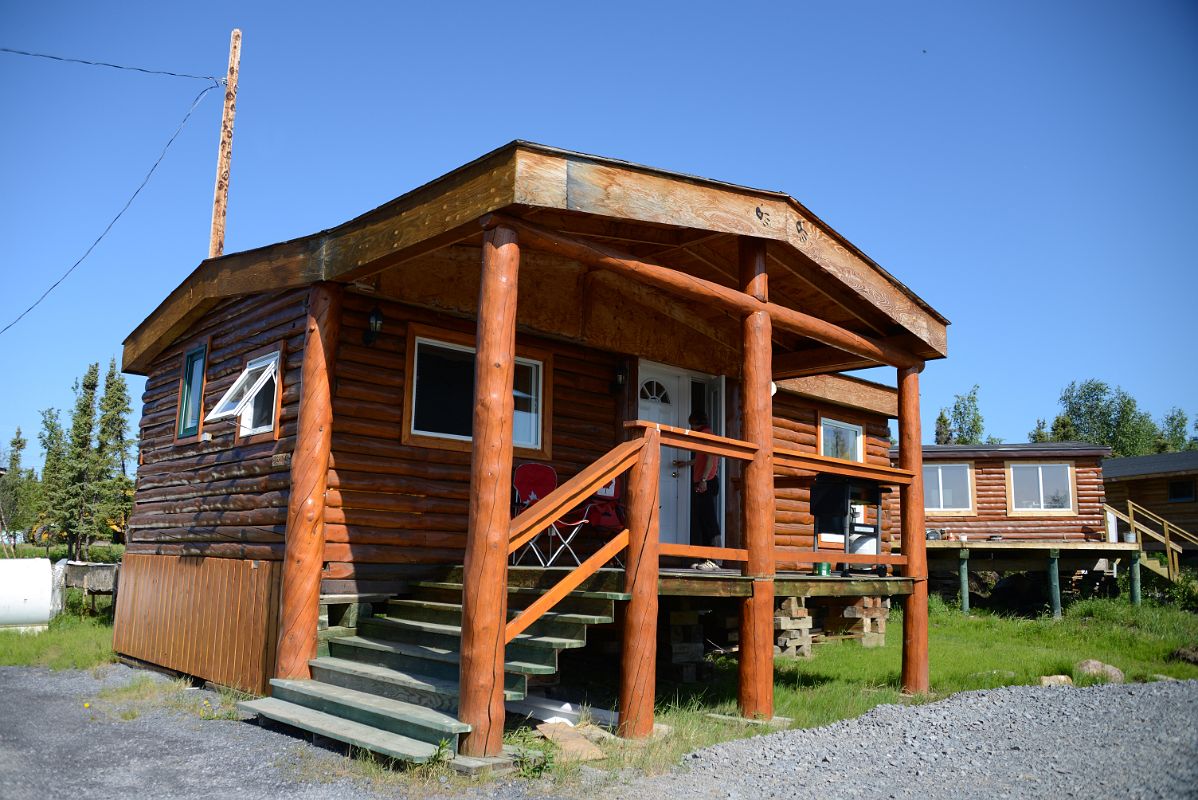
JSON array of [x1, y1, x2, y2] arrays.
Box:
[[113, 554, 280, 693], [126, 289, 309, 560], [925, 457, 1106, 540], [771, 393, 894, 554], [324, 294, 621, 578]]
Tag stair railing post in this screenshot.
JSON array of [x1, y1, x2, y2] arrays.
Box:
[[1163, 522, 1175, 581], [459, 223, 519, 758], [619, 428, 660, 739]]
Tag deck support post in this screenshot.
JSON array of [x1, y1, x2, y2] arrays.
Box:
[[1129, 551, 1142, 606], [738, 238, 776, 720], [1048, 549, 1061, 619], [958, 548, 970, 615], [897, 364, 929, 695], [619, 428, 661, 739], [459, 224, 520, 758], [276, 282, 342, 680]]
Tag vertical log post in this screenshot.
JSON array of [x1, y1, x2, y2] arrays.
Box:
[[1130, 550, 1142, 606], [958, 548, 970, 615], [897, 364, 930, 695], [619, 427, 660, 739], [1048, 549, 1062, 620], [458, 224, 520, 758], [738, 237, 776, 720], [276, 282, 342, 679], [208, 29, 241, 260]]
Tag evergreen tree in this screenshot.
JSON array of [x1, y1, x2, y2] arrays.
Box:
[[1028, 419, 1050, 443], [96, 358, 134, 543], [61, 363, 101, 560], [0, 429, 32, 553], [934, 410, 952, 445], [1049, 413, 1078, 442], [37, 408, 68, 546]]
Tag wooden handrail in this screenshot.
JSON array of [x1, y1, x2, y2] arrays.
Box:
[[774, 446, 915, 485], [508, 437, 644, 554], [505, 530, 629, 643], [1127, 499, 1198, 547], [1106, 504, 1185, 553], [659, 543, 749, 562], [624, 420, 757, 461], [775, 547, 909, 567]]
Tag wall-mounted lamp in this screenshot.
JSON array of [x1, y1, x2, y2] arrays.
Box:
[[363, 306, 384, 345], [610, 366, 628, 395]]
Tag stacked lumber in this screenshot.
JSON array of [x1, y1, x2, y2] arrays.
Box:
[[773, 596, 813, 658]]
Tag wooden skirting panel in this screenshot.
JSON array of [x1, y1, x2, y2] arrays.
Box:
[[113, 554, 281, 694]]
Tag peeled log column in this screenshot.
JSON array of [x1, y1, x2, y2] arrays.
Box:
[[276, 282, 342, 679], [898, 364, 930, 694], [738, 237, 775, 720], [619, 428, 660, 739], [458, 225, 519, 758]]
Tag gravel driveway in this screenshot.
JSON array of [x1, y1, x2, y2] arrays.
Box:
[[1, 665, 1195, 800]]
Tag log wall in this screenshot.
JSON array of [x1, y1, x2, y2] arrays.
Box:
[[126, 289, 309, 559], [1104, 476, 1198, 539], [113, 554, 281, 693], [323, 293, 623, 580], [924, 456, 1106, 541], [771, 392, 894, 552]]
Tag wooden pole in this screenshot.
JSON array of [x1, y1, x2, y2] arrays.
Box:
[[208, 28, 241, 260], [275, 282, 342, 679], [458, 224, 519, 758], [958, 548, 970, 615], [1130, 551, 1142, 606], [897, 364, 929, 695], [619, 427, 660, 739], [1048, 549, 1061, 620], [738, 238, 776, 720]]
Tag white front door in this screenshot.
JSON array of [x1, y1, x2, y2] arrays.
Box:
[[637, 361, 724, 547]]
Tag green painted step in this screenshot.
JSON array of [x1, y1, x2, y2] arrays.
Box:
[[270, 678, 468, 751], [309, 656, 525, 712], [413, 580, 630, 603], [354, 618, 558, 672], [361, 615, 585, 652], [388, 598, 613, 627], [238, 696, 442, 763], [412, 583, 618, 618], [329, 636, 548, 687]]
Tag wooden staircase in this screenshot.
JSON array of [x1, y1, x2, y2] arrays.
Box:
[[239, 575, 623, 768], [1105, 500, 1197, 585]]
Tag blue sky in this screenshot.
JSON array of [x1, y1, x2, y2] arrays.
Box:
[[1, 1, 1195, 464]]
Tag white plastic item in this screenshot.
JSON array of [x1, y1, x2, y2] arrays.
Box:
[[0, 557, 54, 632]]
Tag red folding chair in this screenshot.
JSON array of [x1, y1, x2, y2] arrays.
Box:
[[510, 464, 589, 567]]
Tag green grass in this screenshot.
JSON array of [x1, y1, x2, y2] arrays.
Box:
[[0, 613, 116, 670], [0, 543, 124, 562]]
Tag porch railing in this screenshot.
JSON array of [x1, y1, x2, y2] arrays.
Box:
[[1105, 499, 1196, 582]]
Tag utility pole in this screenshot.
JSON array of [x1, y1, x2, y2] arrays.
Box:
[[208, 28, 241, 259]]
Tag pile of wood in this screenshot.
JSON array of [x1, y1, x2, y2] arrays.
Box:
[[809, 596, 889, 648], [666, 608, 708, 682], [774, 597, 813, 658]]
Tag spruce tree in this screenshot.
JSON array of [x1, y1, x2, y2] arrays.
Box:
[[934, 410, 952, 445], [1028, 419, 1050, 443], [62, 363, 101, 560], [96, 358, 134, 543], [0, 428, 29, 553], [37, 408, 67, 549]]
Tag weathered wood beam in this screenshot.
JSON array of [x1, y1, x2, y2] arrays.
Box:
[[773, 345, 886, 379], [458, 225, 519, 758], [738, 237, 775, 721], [619, 428, 660, 740], [275, 282, 342, 680], [767, 250, 890, 337], [897, 364, 929, 695], [486, 214, 920, 370]]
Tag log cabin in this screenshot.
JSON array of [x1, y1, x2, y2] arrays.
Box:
[[112, 142, 949, 763]]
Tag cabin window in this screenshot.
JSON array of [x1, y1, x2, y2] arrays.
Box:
[[924, 463, 973, 514], [176, 344, 208, 439], [1168, 479, 1196, 503], [205, 352, 280, 438], [820, 418, 863, 462], [410, 337, 543, 451], [1008, 462, 1073, 513]]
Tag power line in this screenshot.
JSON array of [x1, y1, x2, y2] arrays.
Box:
[[0, 81, 222, 338], [0, 46, 225, 83]]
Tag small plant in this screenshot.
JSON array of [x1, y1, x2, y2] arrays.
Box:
[[505, 726, 556, 779]]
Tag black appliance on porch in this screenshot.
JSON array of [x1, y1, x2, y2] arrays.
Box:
[[810, 475, 888, 576]]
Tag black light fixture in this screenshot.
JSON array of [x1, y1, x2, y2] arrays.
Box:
[[363, 306, 384, 345], [609, 365, 628, 395]]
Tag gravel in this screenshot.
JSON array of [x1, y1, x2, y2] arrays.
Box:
[[1, 665, 1195, 800], [620, 681, 1198, 800]]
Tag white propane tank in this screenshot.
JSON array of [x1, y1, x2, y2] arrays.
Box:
[[0, 557, 54, 632]]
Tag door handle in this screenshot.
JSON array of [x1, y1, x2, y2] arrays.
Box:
[[670, 471, 678, 478]]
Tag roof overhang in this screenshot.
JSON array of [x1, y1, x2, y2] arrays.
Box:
[[777, 374, 897, 418], [123, 141, 950, 374]]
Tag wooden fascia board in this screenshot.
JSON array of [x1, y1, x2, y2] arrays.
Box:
[[777, 374, 898, 418]]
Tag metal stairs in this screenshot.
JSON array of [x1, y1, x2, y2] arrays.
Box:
[[239, 577, 622, 768]]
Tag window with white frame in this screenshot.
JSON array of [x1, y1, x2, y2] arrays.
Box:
[[924, 463, 972, 513], [411, 337, 543, 449], [205, 352, 280, 437], [1009, 462, 1073, 512], [821, 418, 863, 462]]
